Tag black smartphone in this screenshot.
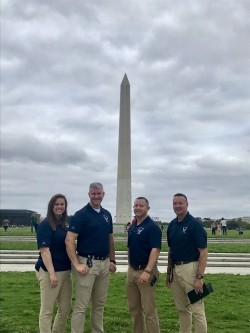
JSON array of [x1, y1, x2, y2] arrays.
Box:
[[150, 275, 157, 286]]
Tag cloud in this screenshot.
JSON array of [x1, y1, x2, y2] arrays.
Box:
[[1, 0, 249, 220]]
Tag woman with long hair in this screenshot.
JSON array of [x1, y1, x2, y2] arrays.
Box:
[[35, 194, 72, 333]]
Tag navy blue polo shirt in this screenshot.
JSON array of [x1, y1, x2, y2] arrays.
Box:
[[35, 219, 71, 272], [167, 212, 207, 261], [68, 203, 113, 257], [128, 216, 162, 266]]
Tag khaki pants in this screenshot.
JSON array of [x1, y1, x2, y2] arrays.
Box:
[[171, 262, 207, 333], [126, 266, 160, 333], [71, 256, 110, 333], [36, 268, 72, 333]]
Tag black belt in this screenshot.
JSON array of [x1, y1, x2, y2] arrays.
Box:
[[79, 254, 109, 261], [130, 265, 147, 270], [173, 259, 197, 266]]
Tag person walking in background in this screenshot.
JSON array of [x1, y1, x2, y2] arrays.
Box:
[[126, 222, 131, 233], [211, 221, 216, 235], [126, 222, 131, 241], [65, 182, 116, 333], [166, 193, 208, 333], [35, 194, 72, 333], [3, 217, 10, 232], [31, 213, 38, 233], [217, 221, 222, 235], [221, 218, 227, 235], [126, 197, 162, 333]]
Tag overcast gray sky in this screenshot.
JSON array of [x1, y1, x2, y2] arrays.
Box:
[[1, 0, 250, 221]]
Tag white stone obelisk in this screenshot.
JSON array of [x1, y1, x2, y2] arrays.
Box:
[[116, 74, 132, 224]]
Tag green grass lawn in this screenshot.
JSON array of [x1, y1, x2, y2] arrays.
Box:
[[1, 227, 250, 239], [0, 272, 249, 333], [1, 241, 250, 253], [0, 241, 38, 251], [1, 227, 249, 332], [0, 227, 34, 236]]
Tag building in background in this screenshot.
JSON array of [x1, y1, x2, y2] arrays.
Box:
[[0, 209, 40, 227]]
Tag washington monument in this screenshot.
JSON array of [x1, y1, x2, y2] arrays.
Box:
[[116, 74, 132, 224]]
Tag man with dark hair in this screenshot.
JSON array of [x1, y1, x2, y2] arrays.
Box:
[[166, 193, 208, 333], [126, 197, 162, 333], [220, 218, 227, 235], [66, 182, 116, 333]]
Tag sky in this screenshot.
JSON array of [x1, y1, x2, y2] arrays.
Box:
[[1, 0, 250, 222]]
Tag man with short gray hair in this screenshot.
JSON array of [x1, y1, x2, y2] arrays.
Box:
[[66, 182, 116, 333]]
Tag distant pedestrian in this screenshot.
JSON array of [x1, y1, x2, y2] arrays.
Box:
[[217, 221, 222, 235], [237, 228, 244, 235], [3, 217, 10, 232], [126, 222, 131, 241], [126, 222, 131, 233], [221, 218, 227, 235], [31, 213, 38, 233], [211, 221, 216, 235]]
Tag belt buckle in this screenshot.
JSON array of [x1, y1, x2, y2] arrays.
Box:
[[94, 256, 106, 261], [139, 265, 145, 270]]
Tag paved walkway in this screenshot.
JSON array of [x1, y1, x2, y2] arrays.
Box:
[[1, 251, 249, 275], [0, 263, 249, 275], [1, 236, 249, 275]]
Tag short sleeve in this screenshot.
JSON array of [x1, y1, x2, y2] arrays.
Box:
[[37, 221, 52, 249], [68, 211, 84, 234], [193, 223, 207, 248], [109, 213, 113, 234], [149, 224, 162, 249]]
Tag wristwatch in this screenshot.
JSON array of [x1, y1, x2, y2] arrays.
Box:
[[197, 274, 204, 279], [110, 260, 116, 264]]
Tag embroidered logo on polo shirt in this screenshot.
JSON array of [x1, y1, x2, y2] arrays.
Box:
[[137, 227, 144, 234], [182, 227, 188, 233], [71, 226, 75, 230], [41, 242, 46, 245], [103, 215, 109, 223]]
